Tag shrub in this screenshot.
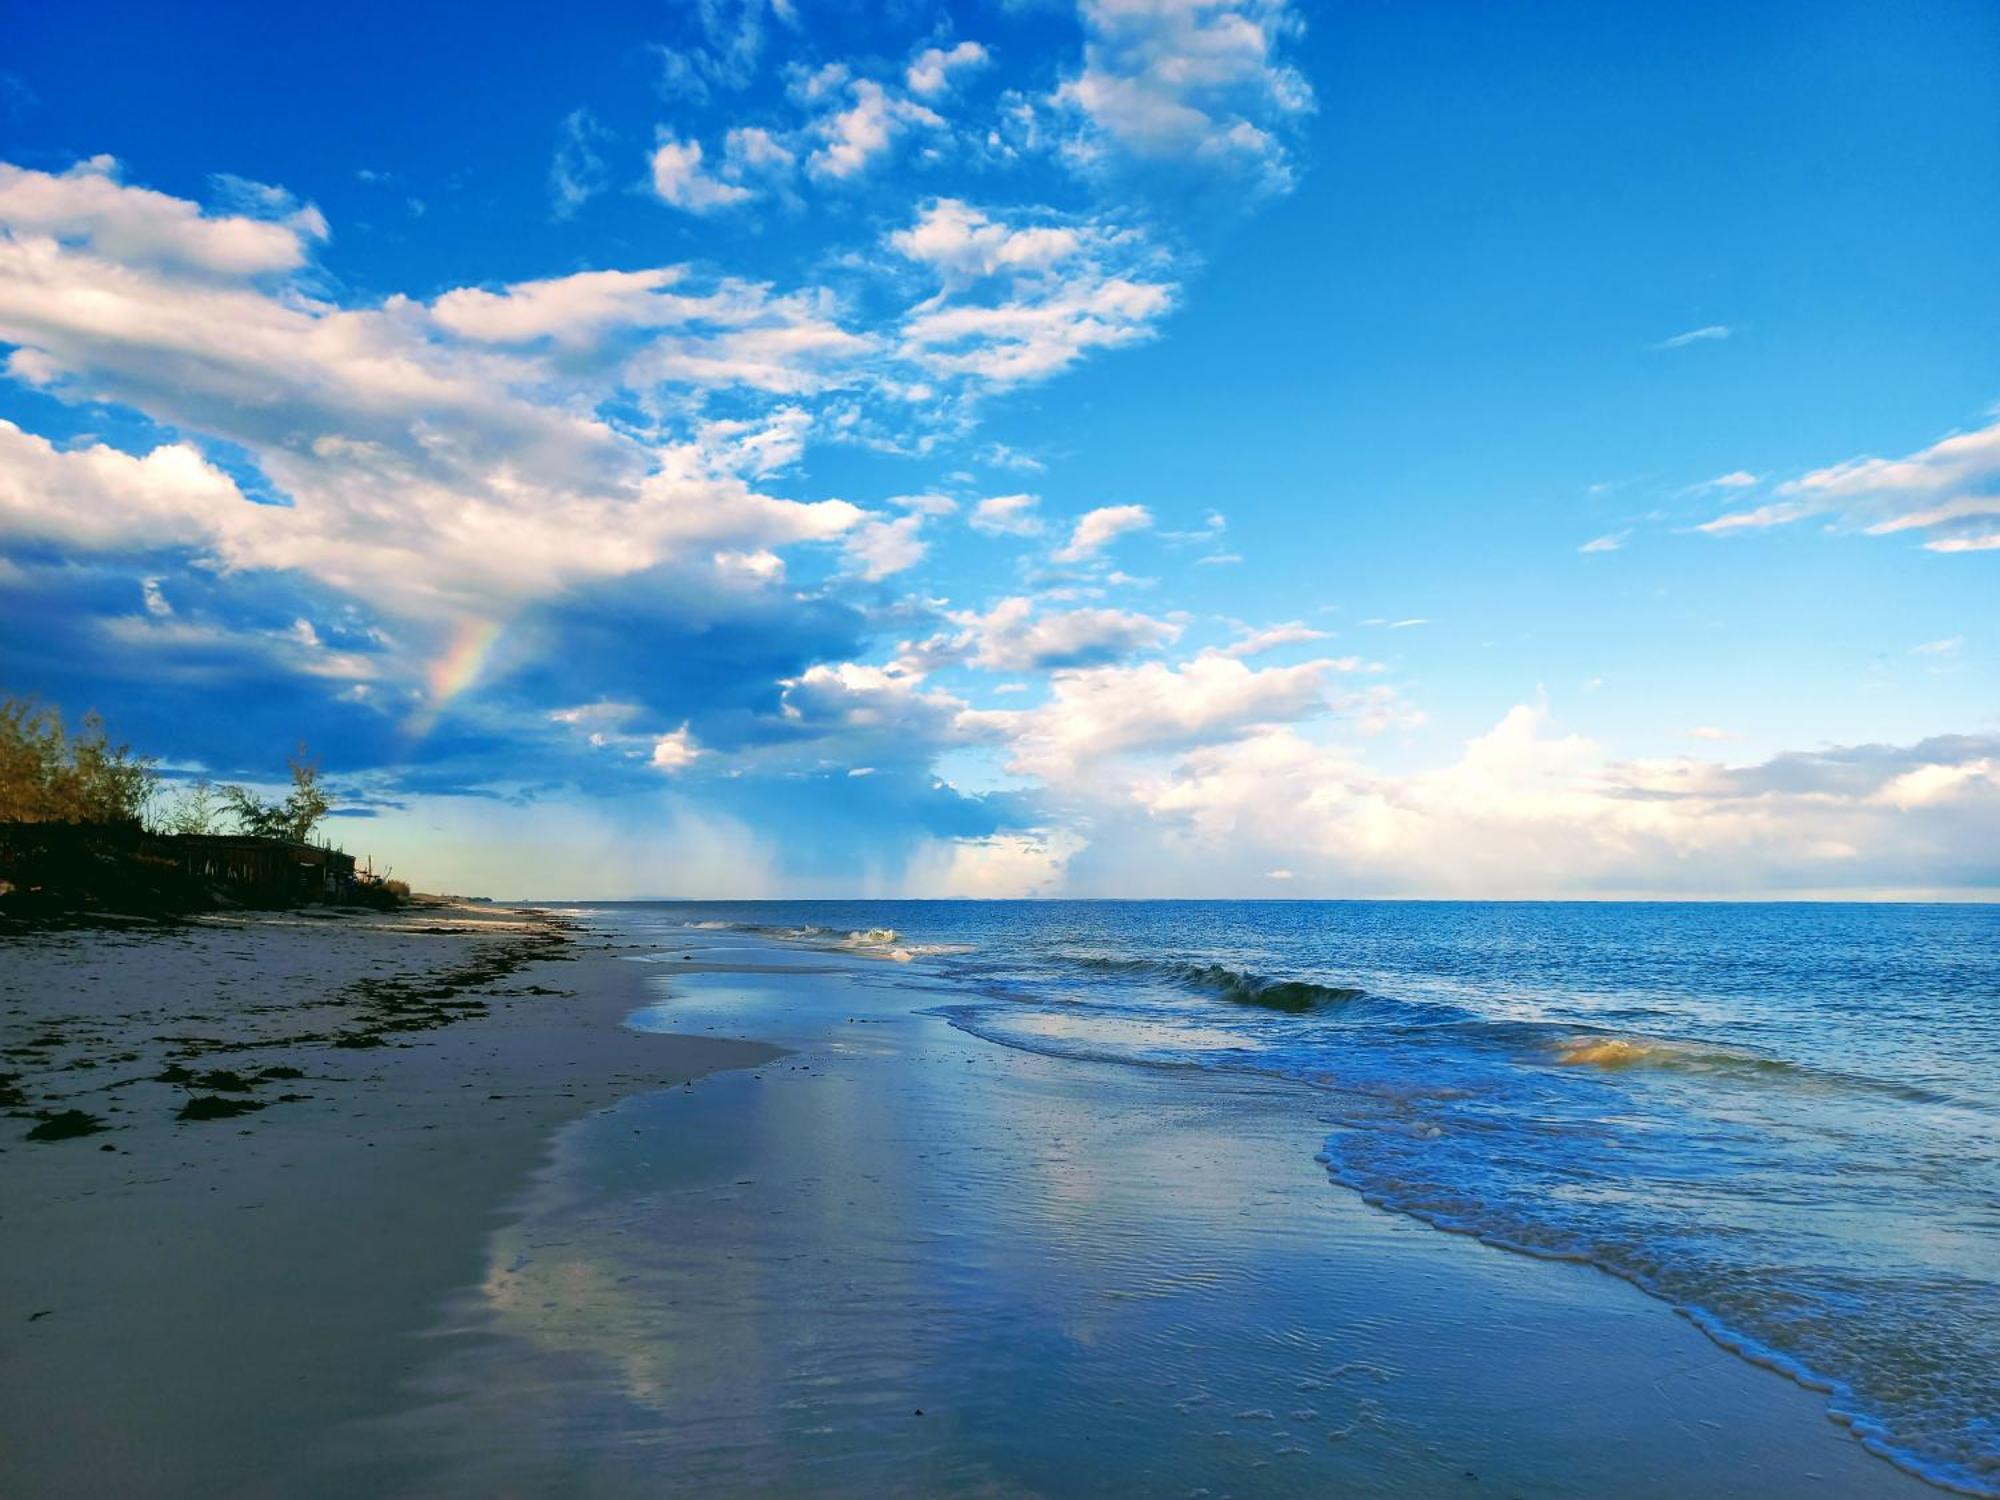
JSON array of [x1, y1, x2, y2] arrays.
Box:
[[0, 698, 156, 824]]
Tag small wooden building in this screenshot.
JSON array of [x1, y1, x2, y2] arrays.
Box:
[[156, 835, 359, 903]]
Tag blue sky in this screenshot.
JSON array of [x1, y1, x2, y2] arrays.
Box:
[[1, 0, 1995, 897]]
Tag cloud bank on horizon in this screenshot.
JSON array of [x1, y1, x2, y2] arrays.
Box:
[[1, 0, 1995, 898]]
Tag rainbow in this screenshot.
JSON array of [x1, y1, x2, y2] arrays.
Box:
[[404, 617, 504, 742]]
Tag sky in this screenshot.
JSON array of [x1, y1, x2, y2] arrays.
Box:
[[0, 0, 1996, 899]]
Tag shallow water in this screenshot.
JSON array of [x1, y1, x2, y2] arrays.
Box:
[[537, 900, 2000, 1495]]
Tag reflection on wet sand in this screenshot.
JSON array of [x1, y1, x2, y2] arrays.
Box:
[[345, 930, 1935, 1499]]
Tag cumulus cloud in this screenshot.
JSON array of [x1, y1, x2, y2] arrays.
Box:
[[650, 135, 755, 212], [1054, 503, 1151, 562], [1068, 707, 2000, 897], [950, 596, 1182, 671], [771, 660, 972, 767], [0, 420, 254, 552], [650, 724, 703, 773], [890, 198, 1081, 280], [0, 155, 322, 276], [806, 78, 944, 180], [844, 513, 929, 580], [967, 648, 1349, 776], [1053, 0, 1314, 192], [0, 159, 873, 651], [903, 827, 1082, 896], [906, 41, 991, 99]]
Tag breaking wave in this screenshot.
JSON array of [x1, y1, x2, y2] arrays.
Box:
[[1067, 955, 1366, 1012]]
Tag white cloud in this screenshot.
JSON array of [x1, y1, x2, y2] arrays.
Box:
[[1697, 500, 1814, 535], [650, 135, 755, 212], [1218, 621, 1327, 658], [904, 828, 1082, 897], [0, 420, 254, 552], [890, 200, 1175, 387], [650, 725, 703, 773], [806, 79, 944, 181], [1653, 324, 1731, 350], [1701, 416, 2000, 552], [1072, 707, 2000, 897], [954, 596, 1181, 671], [890, 491, 958, 517], [967, 649, 1348, 776], [774, 661, 971, 764], [899, 266, 1172, 386], [430, 267, 688, 345], [845, 512, 929, 580], [1578, 534, 1623, 554], [1054, 503, 1151, 562], [969, 492, 1043, 536], [723, 125, 795, 177], [889, 199, 1081, 280], [1688, 726, 1740, 741], [0, 161, 865, 631], [0, 156, 322, 276], [1911, 636, 1963, 656], [1054, 0, 1313, 192], [1694, 469, 1759, 491], [906, 41, 991, 99], [549, 108, 613, 219]]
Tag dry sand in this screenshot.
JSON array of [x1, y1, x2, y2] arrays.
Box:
[[0, 904, 776, 1498]]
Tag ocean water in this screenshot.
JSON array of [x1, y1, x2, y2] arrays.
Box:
[[575, 900, 2000, 1495]]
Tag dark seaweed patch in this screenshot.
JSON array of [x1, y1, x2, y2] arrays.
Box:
[[177, 1095, 266, 1122], [26, 1110, 106, 1142]]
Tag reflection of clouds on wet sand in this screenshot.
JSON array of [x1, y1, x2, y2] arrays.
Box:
[[351, 925, 1937, 1499]]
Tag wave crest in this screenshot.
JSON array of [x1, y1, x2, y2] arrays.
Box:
[[1070, 955, 1364, 1013]]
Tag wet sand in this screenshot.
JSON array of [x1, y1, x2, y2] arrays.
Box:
[[0, 906, 776, 1498], [340, 928, 1939, 1499]]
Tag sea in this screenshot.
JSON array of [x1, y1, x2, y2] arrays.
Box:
[[565, 899, 1999, 1495]]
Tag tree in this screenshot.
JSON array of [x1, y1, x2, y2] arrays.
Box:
[[0, 697, 157, 824], [222, 744, 333, 843], [161, 778, 222, 836], [280, 746, 332, 842]]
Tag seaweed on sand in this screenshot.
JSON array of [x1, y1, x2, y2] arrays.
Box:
[[176, 1095, 266, 1122], [26, 1109, 106, 1141]]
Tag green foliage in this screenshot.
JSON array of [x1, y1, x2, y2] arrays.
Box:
[[0, 697, 157, 824], [160, 777, 222, 835], [222, 744, 333, 844]]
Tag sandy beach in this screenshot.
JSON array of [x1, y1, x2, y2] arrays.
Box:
[[0, 905, 776, 1498], [0, 904, 1964, 1497]]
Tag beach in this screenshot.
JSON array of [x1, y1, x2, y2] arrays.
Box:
[[2, 902, 1970, 1497], [0, 905, 775, 1497]]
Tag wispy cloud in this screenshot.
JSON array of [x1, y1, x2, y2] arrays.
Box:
[[969, 493, 1044, 537], [548, 108, 613, 219], [1699, 416, 2000, 552], [1652, 324, 1731, 351]]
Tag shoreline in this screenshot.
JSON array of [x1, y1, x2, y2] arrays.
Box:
[[0, 905, 1971, 1496], [0, 904, 778, 1498], [343, 917, 1944, 1498]]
